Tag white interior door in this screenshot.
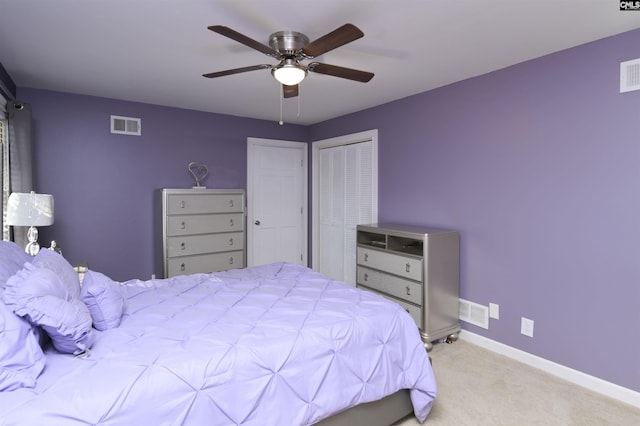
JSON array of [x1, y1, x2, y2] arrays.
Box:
[[247, 138, 307, 267], [313, 130, 378, 285]]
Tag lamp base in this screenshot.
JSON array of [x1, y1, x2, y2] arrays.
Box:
[[25, 226, 41, 256]]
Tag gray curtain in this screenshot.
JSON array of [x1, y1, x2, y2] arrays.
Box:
[[0, 106, 6, 240], [5, 100, 33, 247]]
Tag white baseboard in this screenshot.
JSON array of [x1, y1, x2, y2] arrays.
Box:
[[459, 331, 640, 409]]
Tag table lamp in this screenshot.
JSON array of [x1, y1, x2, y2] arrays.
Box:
[[6, 191, 55, 255]]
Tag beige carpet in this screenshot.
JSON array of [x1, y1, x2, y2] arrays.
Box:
[[398, 339, 640, 425]]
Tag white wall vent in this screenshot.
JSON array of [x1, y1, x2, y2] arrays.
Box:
[[620, 58, 640, 93], [110, 115, 141, 136], [459, 298, 489, 329]]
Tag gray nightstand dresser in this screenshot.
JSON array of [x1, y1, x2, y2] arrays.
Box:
[[356, 223, 460, 350], [160, 188, 245, 278]]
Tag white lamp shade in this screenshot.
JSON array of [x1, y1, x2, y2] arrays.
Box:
[[6, 192, 55, 227], [272, 65, 307, 86]]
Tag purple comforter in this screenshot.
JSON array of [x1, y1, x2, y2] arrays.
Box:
[[0, 263, 436, 425]]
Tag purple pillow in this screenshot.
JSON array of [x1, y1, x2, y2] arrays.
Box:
[[0, 241, 31, 289], [81, 270, 124, 331], [0, 300, 46, 391], [2, 263, 94, 355], [31, 248, 80, 299]]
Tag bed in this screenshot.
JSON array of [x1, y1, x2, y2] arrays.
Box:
[[0, 241, 437, 425]]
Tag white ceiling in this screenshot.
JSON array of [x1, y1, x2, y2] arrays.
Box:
[[1, 1, 639, 125]]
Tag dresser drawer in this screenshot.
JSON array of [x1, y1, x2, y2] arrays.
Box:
[[167, 251, 244, 277], [167, 213, 243, 236], [356, 266, 422, 305], [358, 285, 422, 329], [166, 193, 243, 215], [393, 297, 422, 330], [356, 247, 423, 281], [167, 232, 244, 257]]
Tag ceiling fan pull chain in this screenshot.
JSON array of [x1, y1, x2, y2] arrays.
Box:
[[297, 86, 301, 117], [279, 84, 284, 125]]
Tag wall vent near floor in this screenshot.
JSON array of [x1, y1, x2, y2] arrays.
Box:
[[620, 58, 640, 93], [459, 298, 489, 329], [111, 115, 141, 136]]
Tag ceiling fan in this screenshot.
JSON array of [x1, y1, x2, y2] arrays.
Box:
[[203, 23, 374, 98]]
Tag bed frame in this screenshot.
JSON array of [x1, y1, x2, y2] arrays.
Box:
[[316, 389, 413, 426]]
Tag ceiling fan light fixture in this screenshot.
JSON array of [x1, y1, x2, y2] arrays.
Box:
[[272, 60, 307, 86]]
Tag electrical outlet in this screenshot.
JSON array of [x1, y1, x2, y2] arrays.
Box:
[[489, 303, 500, 319], [521, 317, 534, 337]]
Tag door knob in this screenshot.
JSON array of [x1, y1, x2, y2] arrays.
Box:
[[255, 220, 261, 225]]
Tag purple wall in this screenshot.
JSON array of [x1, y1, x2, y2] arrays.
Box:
[[311, 29, 640, 392], [19, 88, 308, 281]]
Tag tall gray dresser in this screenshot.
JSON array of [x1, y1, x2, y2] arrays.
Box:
[[356, 223, 460, 350], [159, 188, 245, 278]]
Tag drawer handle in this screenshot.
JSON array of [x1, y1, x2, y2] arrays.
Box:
[[229, 199, 234, 208], [229, 257, 234, 265], [229, 219, 234, 227], [180, 200, 185, 209], [406, 285, 411, 296], [228, 237, 234, 246], [364, 272, 369, 282], [180, 221, 186, 230], [364, 253, 368, 262], [405, 263, 410, 273], [180, 263, 186, 271], [180, 242, 186, 251]]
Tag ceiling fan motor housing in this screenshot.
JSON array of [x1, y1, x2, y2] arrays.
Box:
[[268, 31, 310, 56]]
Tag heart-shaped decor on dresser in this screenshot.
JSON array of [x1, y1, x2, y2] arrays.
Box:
[[188, 162, 209, 188]]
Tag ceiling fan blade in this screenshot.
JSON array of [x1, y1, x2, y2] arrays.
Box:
[[283, 84, 299, 98], [308, 62, 374, 83], [203, 64, 271, 78], [301, 23, 364, 58], [208, 25, 278, 57]]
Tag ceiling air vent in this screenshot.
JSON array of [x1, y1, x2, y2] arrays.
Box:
[[620, 58, 640, 93], [110, 115, 141, 136]]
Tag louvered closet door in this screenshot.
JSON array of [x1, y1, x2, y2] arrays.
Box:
[[319, 147, 344, 282], [318, 141, 374, 285]]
